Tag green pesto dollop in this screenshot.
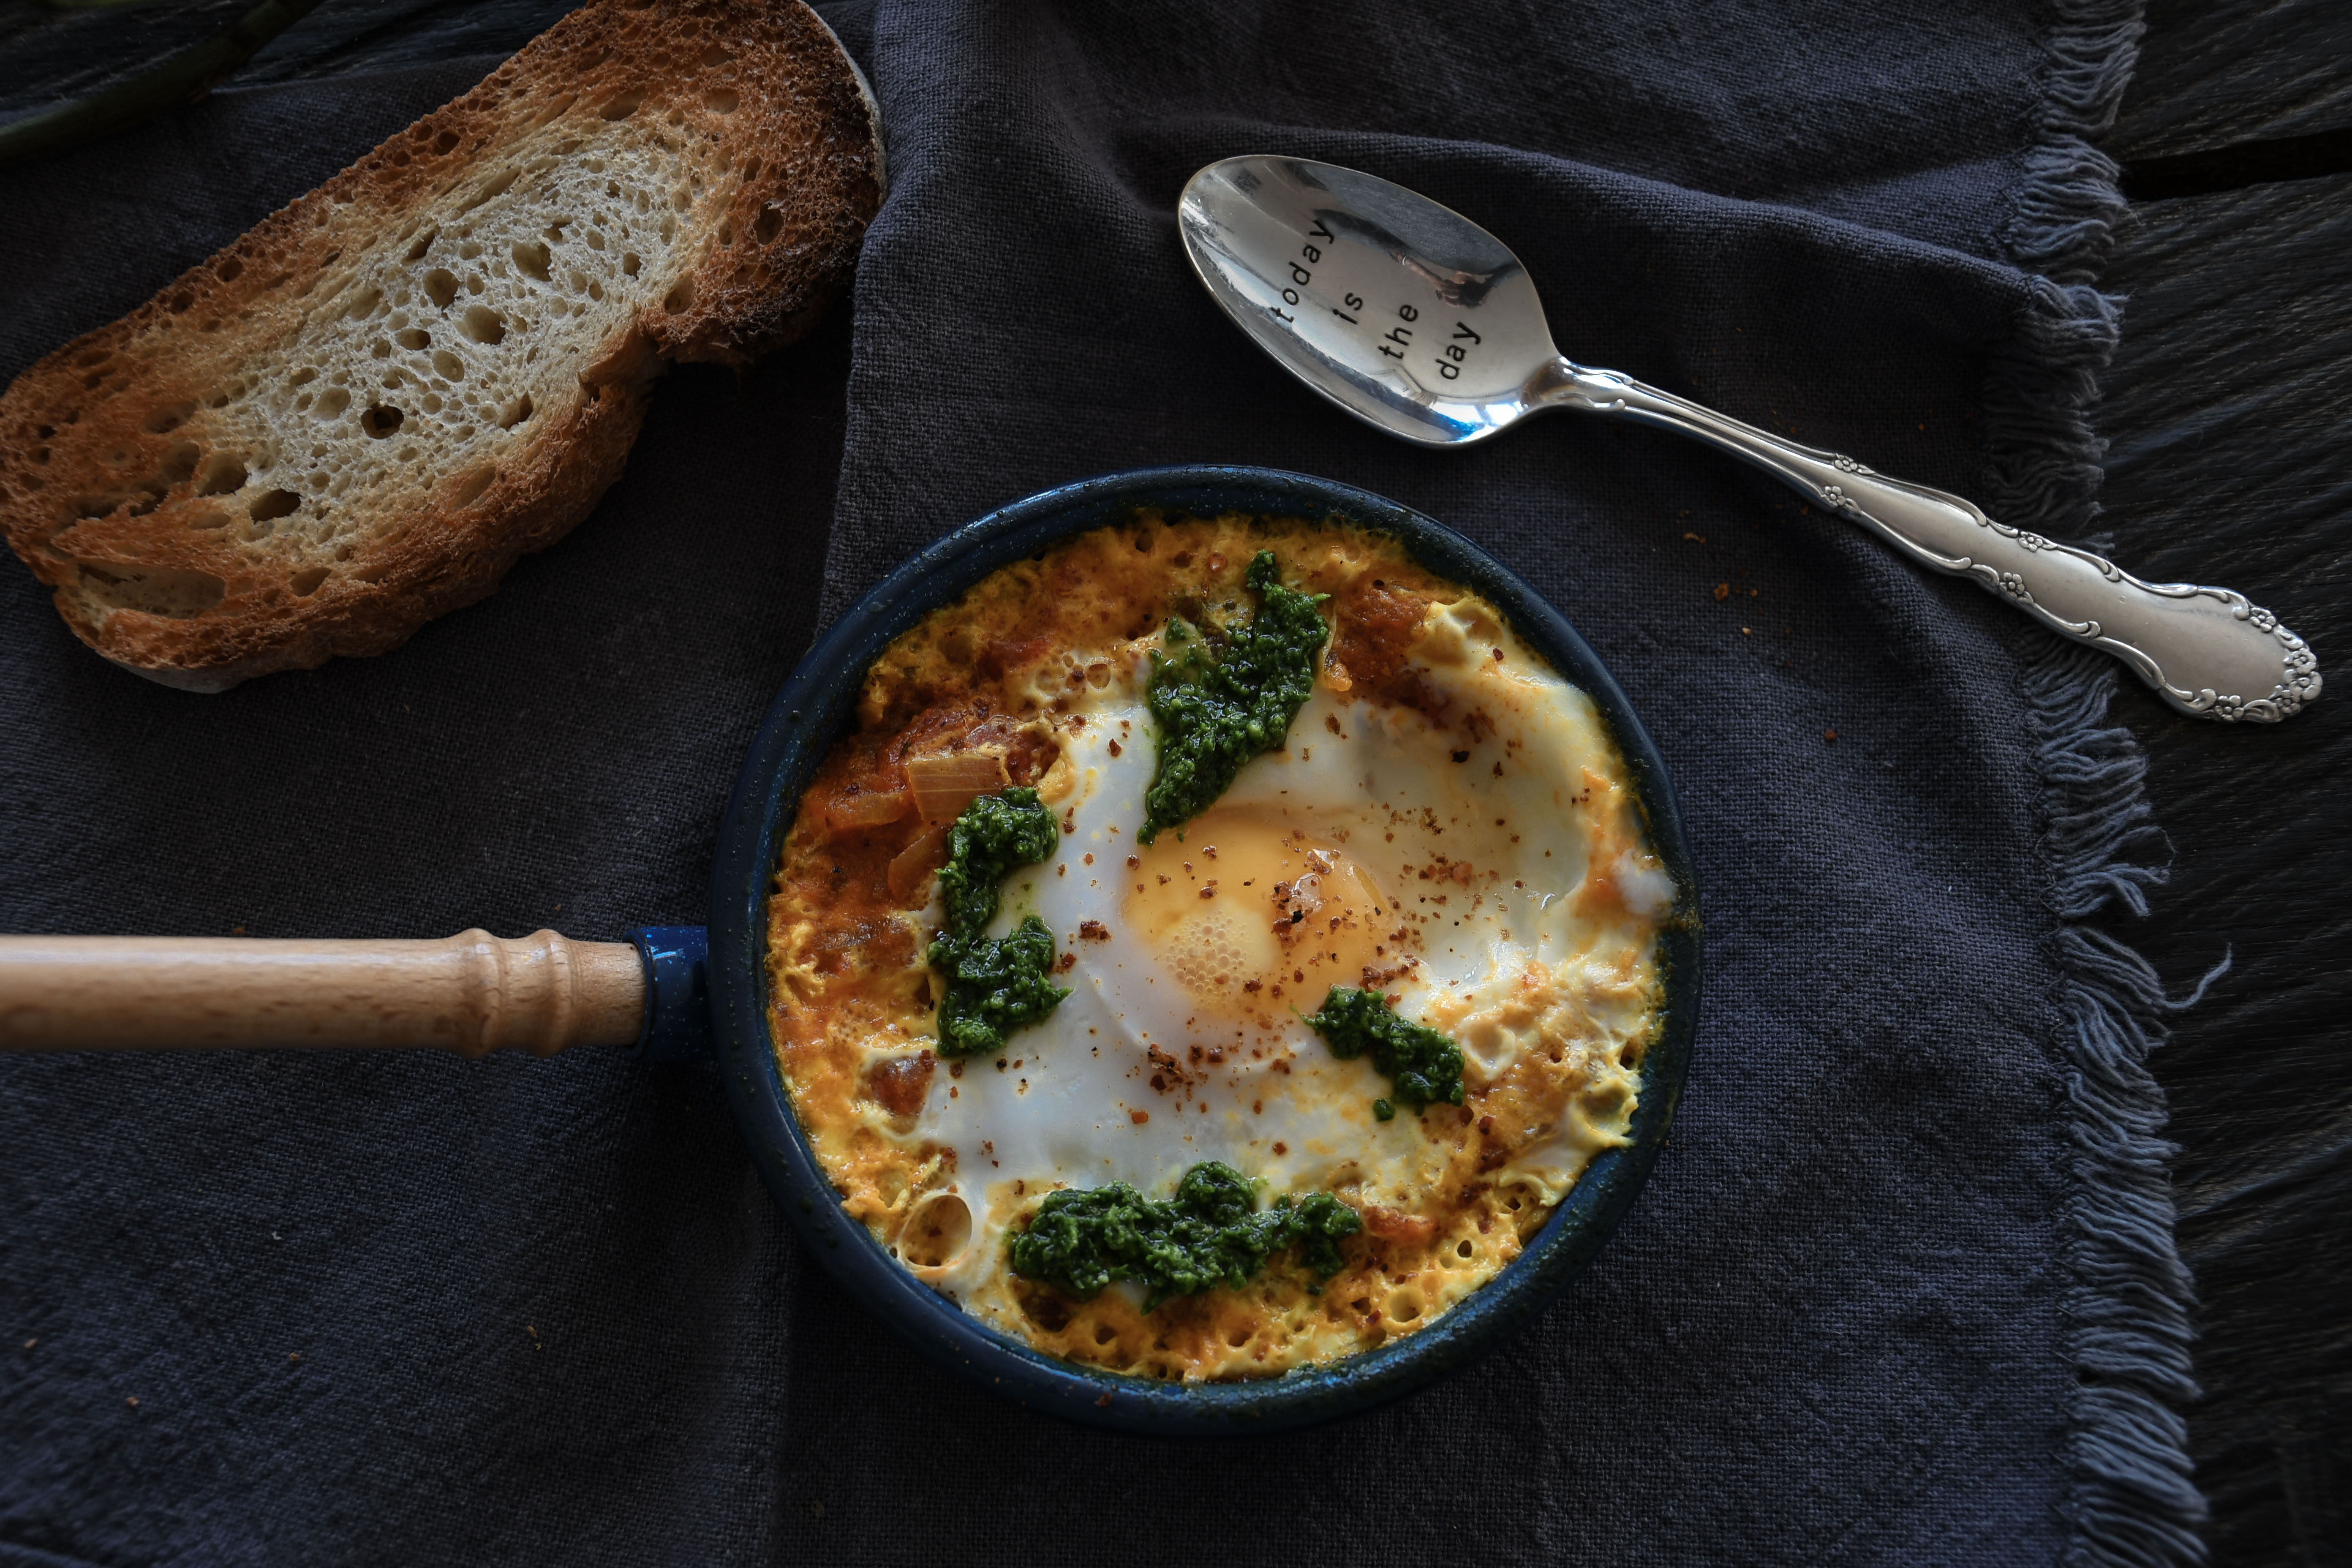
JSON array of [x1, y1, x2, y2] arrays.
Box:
[[1305, 986, 1467, 1114], [1007, 1160, 1361, 1310], [1139, 551, 1328, 844], [928, 787, 1069, 1058]]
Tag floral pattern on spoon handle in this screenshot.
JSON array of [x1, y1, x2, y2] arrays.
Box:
[[1537, 360, 2320, 721]]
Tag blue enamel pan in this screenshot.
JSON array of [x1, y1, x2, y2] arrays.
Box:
[[683, 464, 1702, 1436]]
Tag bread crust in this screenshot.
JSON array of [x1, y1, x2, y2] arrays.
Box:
[[0, 0, 883, 690]]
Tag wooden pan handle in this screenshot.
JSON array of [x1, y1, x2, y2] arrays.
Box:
[[0, 931, 645, 1056]]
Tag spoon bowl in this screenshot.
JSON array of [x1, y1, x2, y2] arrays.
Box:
[[1179, 157, 1552, 445], [1178, 155, 2319, 723]]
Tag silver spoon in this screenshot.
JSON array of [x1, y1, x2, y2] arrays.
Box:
[[1177, 155, 2319, 723]]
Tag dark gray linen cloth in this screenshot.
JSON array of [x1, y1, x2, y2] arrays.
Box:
[[0, 2, 2198, 1563]]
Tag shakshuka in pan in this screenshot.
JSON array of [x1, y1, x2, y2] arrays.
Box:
[[766, 513, 1673, 1380]]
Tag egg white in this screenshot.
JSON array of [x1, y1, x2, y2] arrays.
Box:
[[907, 601, 1668, 1305]]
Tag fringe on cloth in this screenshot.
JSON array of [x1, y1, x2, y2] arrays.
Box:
[[1983, 1, 2221, 1562]]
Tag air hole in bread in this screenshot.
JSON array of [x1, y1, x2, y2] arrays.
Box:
[[432, 350, 464, 381], [75, 561, 224, 618], [461, 168, 520, 213], [662, 275, 695, 313], [82, 371, 106, 390], [403, 230, 436, 263], [218, 256, 244, 283], [422, 270, 459, 310], [289, 566, 329, 596], [754, 207, 783, 245], [703, 87, 738, 114], [360, 406, 404, 439], [716, 219, 734, 248], [289, 367, 316, 387], [168, 291, 193, 314], [155, 442, 200, 487], [74, 348, 112, 370], [248, 488, 302, 523], [196, 455, 247, 495], [700, 44, 729, 68], [188, 509, 229, 531], [621, 251, 640, 277], [497, 393, 533, 429], [451, 466, 496, 506], [344, 285, 383, 321], [315, 387, 350, 419], [598, 89, 647, 121], [511, 241, 551, 282], [144, 402, 196, 434], [432, 129, 460, 157], [395, 328, 430, 351]]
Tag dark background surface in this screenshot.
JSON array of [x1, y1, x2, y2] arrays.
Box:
[[2, 1, 2347, 1562], [2094, 3, 2352, 1563]]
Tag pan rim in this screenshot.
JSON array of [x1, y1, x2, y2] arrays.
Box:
[[706, 465, 1701, 1437]]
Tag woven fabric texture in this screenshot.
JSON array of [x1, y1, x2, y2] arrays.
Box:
[[0, 2, 2186, 1563]]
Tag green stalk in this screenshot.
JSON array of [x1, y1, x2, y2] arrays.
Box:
[[0, 0, 329, 169]]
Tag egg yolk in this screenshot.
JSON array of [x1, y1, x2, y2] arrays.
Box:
[[1122, 807, 1394, 1029]]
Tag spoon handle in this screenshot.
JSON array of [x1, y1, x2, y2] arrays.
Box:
[[1535, 359, 2319, 721]]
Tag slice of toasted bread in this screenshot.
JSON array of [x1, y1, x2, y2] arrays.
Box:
[[0, 0, 882, 691]]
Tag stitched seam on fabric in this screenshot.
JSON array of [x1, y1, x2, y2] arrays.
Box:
[[1985, 1, 2213, 1564]]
